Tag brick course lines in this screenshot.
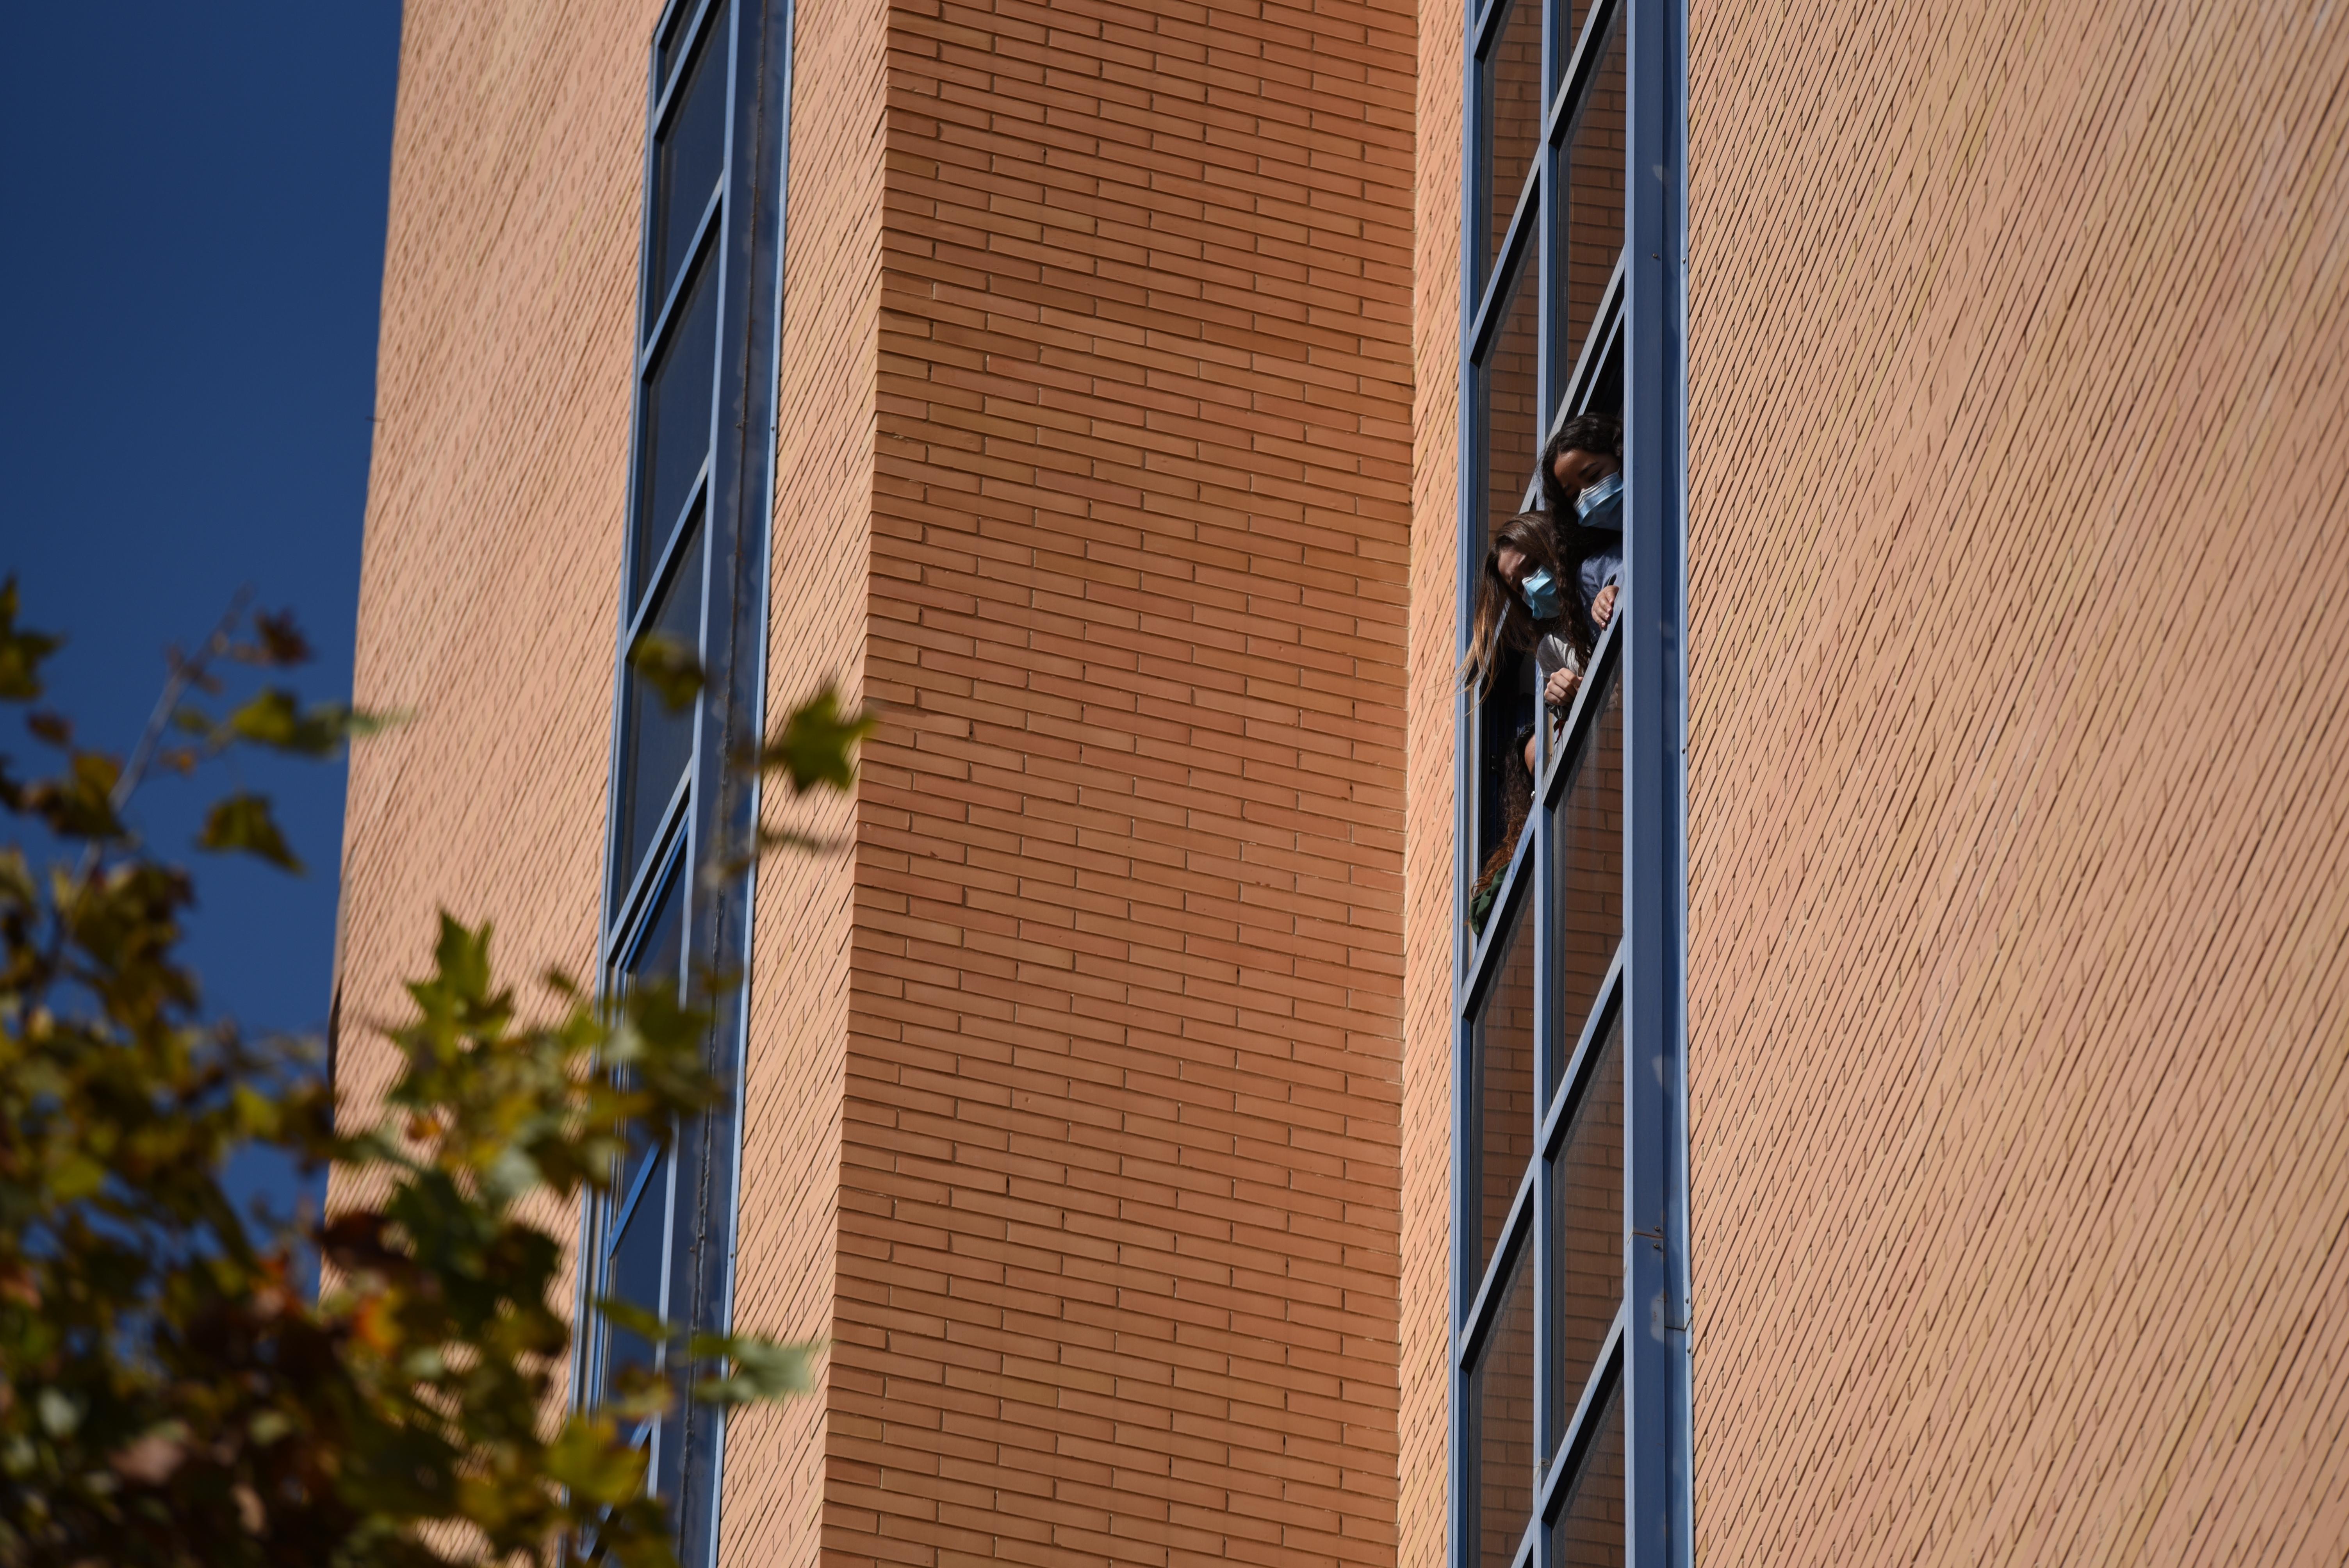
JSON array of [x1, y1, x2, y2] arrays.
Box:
[[327, 0, 662, 1367], [1686, 1, 2349, 1563], [719, 0, 896, 1558], [841, 1, 1416, 1564], [1401, 0, 1462, 1565]]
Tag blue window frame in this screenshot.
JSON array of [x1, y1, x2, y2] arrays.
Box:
[[1453, 0, 1687, 1563], [580, 0, 795, 1561]]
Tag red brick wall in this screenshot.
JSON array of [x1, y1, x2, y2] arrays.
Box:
[[820, 1, 1417, 1564], [719, 0, 893, 1555], [1685, 1, 2349, 1561]]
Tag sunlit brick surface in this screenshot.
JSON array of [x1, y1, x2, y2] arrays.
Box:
[[1686, 2, 2349, 1562], [329, 0, 659, 1368], [1399, 3, 1465, 1568]]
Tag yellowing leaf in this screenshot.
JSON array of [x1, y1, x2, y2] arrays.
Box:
[[199, 793, 303, 873]]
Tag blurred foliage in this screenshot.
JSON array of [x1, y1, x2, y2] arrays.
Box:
[[0, 579, 867, 1566]]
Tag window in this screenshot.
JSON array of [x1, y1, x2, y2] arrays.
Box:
[[581, 0, 794, 1561], [1453, 0, 1688, 1564]]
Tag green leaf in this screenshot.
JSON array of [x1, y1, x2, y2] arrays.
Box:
[[755, 686, 876, 794], [224, 687, 367, 757], [198, 793, 303, 873], [627, 631, 704, 713], [542, 1416, 648, 1506], [0, 576, 62, 700], [686, 1333, 820, 1406]]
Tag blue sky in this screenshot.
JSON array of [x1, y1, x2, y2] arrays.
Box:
[[1, 5, 403, 1262]]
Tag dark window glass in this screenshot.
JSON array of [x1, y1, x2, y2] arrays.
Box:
[[1572, 312, 1623, 422], [1544, 666, 1622, 1101], [655, 1127, 709, 1505], [1559, 11, 1627, 388], [619, 519, 704, 891], [1473, 906, 1538, 1276], [1545, 1011, 1622, 1430], [602, 1160, 669, 1394], [634, 257, 718, 599], [613, 862, 686, 1200], [655, 0, 708, 95], [1470, 255, 1542, 889], [1552, 1378, 1626, 1568], [1479, 0, 1542, 279], [1478, 254, 1542, 560], [1470, 1247, 1538, 1568], [627, 854, 688, 992], [650, 14, 728, 321], [1552, 0, 1594, 94]]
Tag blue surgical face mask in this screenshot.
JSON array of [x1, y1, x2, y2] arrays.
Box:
[[1577, 469, 1624, 521], [1519, 567, 1561, 620]]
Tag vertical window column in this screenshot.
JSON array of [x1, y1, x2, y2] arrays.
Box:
[[583, 0, 795, 1562], [1454, 0, 1681, 1563]]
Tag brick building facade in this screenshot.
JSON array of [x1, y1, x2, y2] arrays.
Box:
[[333, 0, 2349, 1563]]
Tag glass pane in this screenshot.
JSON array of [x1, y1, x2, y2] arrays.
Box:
[[619, 517, 704, 890], [650, 8, 727, 318], [634, 255, 719, 597], [1545, 1011, 1623, 1428], [1470, 1248, 1538, 1568], [1479, 0, 1542, 276], [627, 853, 688, 992], [602, 1156, 669, 1394], [1544, 667, 1622, 1100], [1552, 1379, 1626, 1568], [613, 862, 686, 1198], [1473, 905, 1538, 1276], [655, 0, 709, 100], [1470, 255, 1542, 901], [1478, 255, 1542, 559], [1572, 312, 1623, 422], [1560, 10, 1627, 384]]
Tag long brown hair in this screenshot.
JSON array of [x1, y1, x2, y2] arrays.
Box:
[[1458, 510, 1572, 697]]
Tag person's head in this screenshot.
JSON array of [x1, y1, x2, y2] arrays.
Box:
[[1458, 511, 1565, 694], [1539, 415, 1623, 520]]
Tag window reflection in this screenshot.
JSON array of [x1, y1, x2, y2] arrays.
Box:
[[1560, 12, 1626, 385], [651, 12, 728, 322], [1552, 1378, 1625, 1568], [618, 516, 704, 893], [1474, 906, 1539, 1276], [1546, 1012, 1622, 1431], [1471, 1248, 1538, 1568], [1481, 0, 1542, 276], [1545, 668, 1622, 1101]]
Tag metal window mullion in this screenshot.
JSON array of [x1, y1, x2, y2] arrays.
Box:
[[1559, 258, 1626, 427], [639, 193, 727, 376], [1469, 188, 1540, 365], [1539, 950, 1624, 1153], [622, 461, 714, 647], [1536, 618, 1618, 810], [1538, 1311, 1627, 1522], [1457, 1166, 1538, 1363], [1545, 0, 1621, 149], [651, 0, 720, 130], [1621, 0, 1691, 1562], [601, 770, 693, 964]]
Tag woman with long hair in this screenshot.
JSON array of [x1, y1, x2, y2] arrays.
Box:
[[1536, 413, 1625, 643], [1458, 509, 1583, 932]]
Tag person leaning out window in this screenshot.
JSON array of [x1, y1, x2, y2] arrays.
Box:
[[1459, 510, 1581, 931]]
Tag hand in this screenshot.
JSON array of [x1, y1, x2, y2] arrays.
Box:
[[1591, 583, 1618, 629], [1543, 666, 1582, 709]]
